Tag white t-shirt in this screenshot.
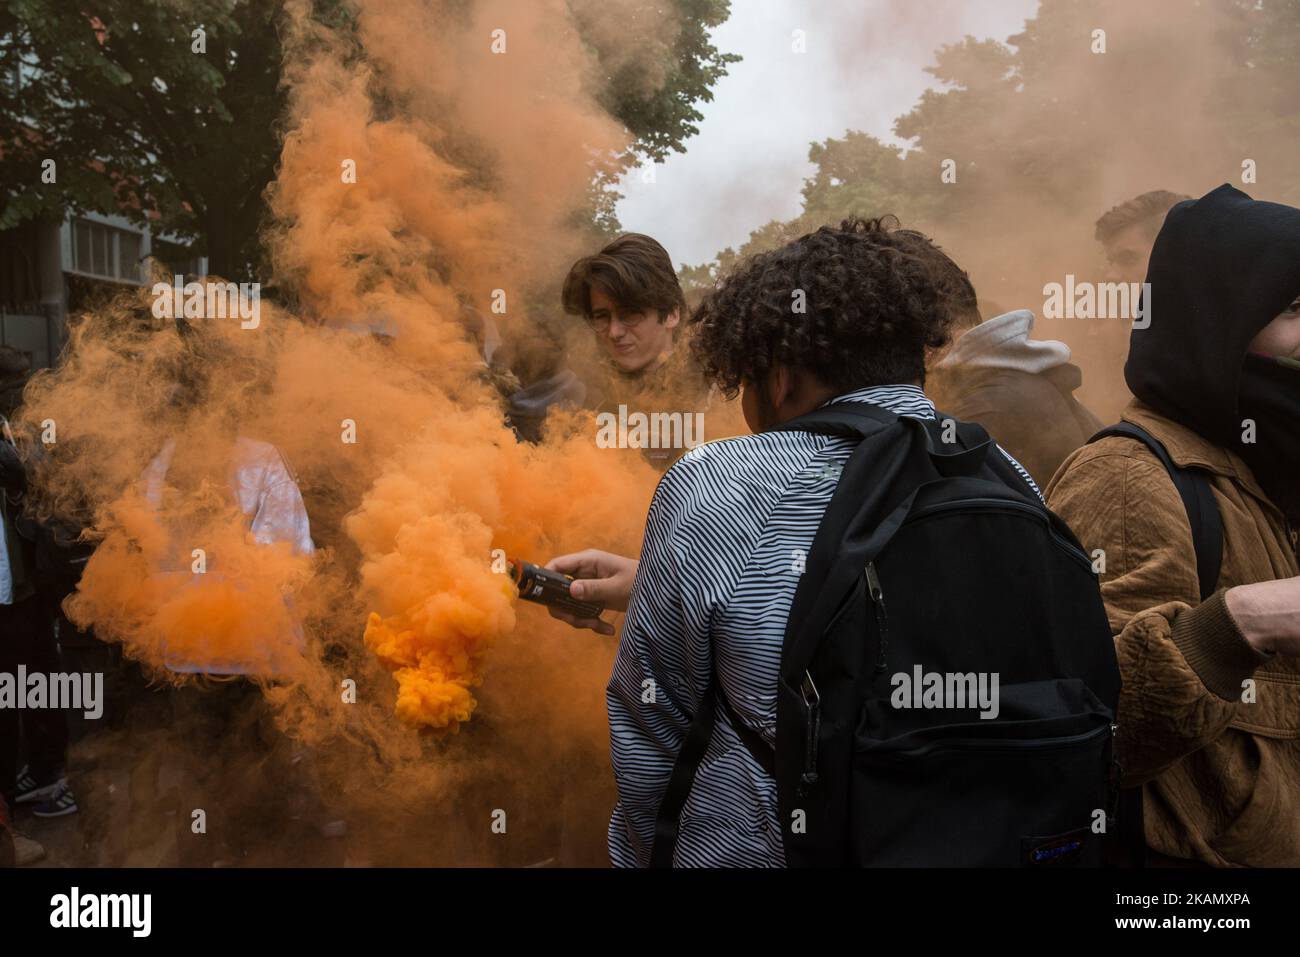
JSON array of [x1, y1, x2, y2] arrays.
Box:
[[141, 436, 314, 674]]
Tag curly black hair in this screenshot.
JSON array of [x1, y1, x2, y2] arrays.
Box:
[[688, 216, 956, 399]]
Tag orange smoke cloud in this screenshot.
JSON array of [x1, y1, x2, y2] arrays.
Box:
[[14, 1, 700, 870], [72, 499, 314, 681], [348, 406, 657, 732], [263, 0, 662, 731]]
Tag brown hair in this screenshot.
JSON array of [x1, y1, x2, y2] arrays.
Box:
[[1095, 190, 1192, 243], [561, 233, 685, 322]]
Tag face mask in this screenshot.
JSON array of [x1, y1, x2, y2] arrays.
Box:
[[1236, 352, 1300, 523]]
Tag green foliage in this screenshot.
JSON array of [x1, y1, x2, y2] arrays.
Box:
[[583, 0, 740, 165], [1, 0, 295, 277], [683, 0, 1300, 282], [1, 0, 736, 279]]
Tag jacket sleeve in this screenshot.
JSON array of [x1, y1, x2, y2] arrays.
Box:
[[606, 464, 711, 867], [251, 454, 315, 557], [1046, 450, 1271, 784]]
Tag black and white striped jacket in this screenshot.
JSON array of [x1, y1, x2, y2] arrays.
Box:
[[606, 384, 1040, 867]]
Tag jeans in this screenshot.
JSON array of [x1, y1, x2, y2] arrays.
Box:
[[0, 595, 68, 804]]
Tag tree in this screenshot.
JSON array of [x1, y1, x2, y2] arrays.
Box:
[[580, 0, 740, 165], [684, 0, 1300, 287], [0, 1, 320, 279], [567, 0, 740, 237], [1, 0, 737, 279]]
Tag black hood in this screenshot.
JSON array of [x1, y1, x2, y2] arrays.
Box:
[[1126, 184, 1300, 446]]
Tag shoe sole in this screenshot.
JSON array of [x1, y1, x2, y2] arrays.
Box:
[[32, 805, 78, 819], [15, 789, 56, 804], [15, 782, 64, 804]]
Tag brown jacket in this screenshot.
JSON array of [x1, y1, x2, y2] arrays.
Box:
[[1047, 400, 1300, 867]]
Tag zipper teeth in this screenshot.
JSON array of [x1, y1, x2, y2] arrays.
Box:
[[866, 561, 887, 670], [885, 721, 1111, 757]]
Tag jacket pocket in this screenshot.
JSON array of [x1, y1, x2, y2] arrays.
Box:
[[1203, 731, 1300, 866], [1227, 668, 1300, 739]]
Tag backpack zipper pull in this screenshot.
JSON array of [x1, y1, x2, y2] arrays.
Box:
[[866, 561, 888, 672], [797, 670, 821, 796]]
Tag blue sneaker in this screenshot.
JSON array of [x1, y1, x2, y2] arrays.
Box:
[[31, 779, 78, 818]]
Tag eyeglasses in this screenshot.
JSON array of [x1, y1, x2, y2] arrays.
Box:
[[585, 309, 652, 333]]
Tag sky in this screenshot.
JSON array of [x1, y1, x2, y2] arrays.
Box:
[[614, 0, 1042, 266]]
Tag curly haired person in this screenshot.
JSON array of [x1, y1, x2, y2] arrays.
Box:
[[548, 217, 1039, 866]]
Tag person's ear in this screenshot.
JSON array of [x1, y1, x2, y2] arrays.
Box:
[[663, 307, 681, 329], [769, 365, 795, 410]]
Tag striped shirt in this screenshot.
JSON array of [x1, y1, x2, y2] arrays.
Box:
[[606, 384, 1039, 867]]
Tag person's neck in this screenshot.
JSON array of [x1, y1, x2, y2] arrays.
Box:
[[766, 383, 838, 427]]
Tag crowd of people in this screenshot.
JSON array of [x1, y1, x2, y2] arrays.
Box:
[[2, 183, 1297, 868], [545, 184, 1300, 867]]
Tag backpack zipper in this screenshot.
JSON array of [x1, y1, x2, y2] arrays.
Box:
[[1107, 721, 1122, 825], [886, 719, 1111, 758], [906, 497, 1093, 571], [797, 671, 821, 796], [865, 561, 888, 672]]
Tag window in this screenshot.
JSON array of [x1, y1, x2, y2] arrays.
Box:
[[118, 230, 142, 275], [70, 218, 145, 282]]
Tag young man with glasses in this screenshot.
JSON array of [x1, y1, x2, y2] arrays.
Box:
[[561, 233, 708, 469], [562, 233, 685, 379]]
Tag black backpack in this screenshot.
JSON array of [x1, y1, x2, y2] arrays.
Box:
[[652, 402, 1122, 867]]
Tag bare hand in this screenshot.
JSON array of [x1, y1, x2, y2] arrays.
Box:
[[543, 549, 639, 636], [1225, 576, 1300, 657]]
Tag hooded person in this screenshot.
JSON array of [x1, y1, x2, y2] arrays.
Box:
[[898, 228, 1101, 486], [1047, 184, 1300, 867]]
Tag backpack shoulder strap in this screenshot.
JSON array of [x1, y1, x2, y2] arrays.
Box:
[[1089, 422, 1223, 601], [649, 677, 776, 868], [650, 676, 719, 868], [1090, 420, 1223, 869]]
